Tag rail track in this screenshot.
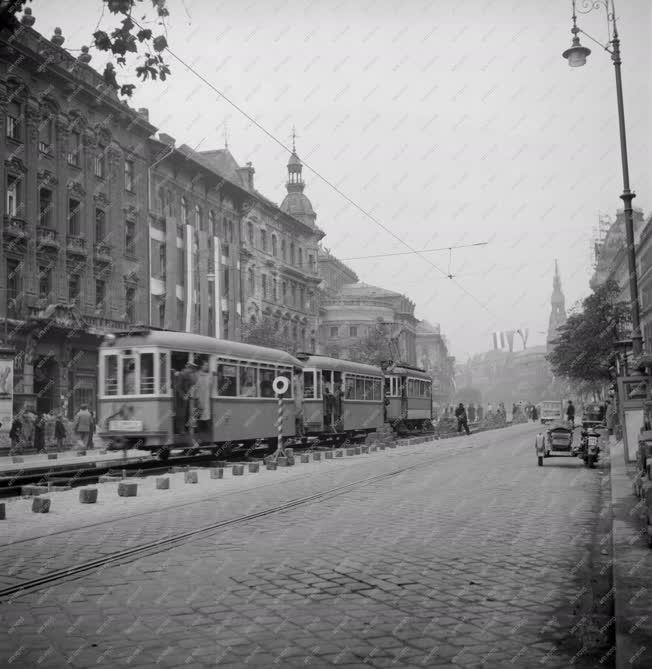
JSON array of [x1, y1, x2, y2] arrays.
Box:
[[0, 452, 453, 603]]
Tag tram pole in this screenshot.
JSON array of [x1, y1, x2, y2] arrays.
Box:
[[271, 375, 290, 459]]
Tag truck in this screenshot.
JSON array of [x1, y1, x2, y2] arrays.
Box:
[[540, 400, 563, 425]]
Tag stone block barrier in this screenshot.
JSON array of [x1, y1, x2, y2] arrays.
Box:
[[248, 463, 260, 473], [346, 448, 355, 456], [32, 497, 50, 513], [118, 482, 138, 497], [210, 468, 224, 479], [312, 452, 321, 461], [232, 464, 245, 476], [285, 448, 294, 458], [325, 451, 333, 459], [156, 477, 170, 489], [266, 461, 277, 470], [335, 450, 344, 458], [300, 454, 310, 463], [277, 457, 289, 467], [286, 456, 295, 466], [79, 488, 98, 504], [361, 446, 369, 454], [184, 471, 199, 484]]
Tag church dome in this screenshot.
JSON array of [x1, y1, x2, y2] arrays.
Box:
[[281, 191, 315, 217]]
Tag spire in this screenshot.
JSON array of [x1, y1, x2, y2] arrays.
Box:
[[223, 122, 229, 150], [286, 128, 305, 194], [547, 260, 567, 350], [291, 125, 297, 153]]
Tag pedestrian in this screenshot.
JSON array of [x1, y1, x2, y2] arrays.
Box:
[[54, 412, 67, 451], [72, 403, 93, 451], [193, 358, 212, 437], [9, 415, 22, 453], [532, 405, 539, 421], [566, 400, 575, 428], [34, 412, 46, 453], [174, 361, 198, 434], [87, 409, 96, 449], [44, 410, 56, 450], [332, 380, 344, 432], [455, 402, 470, 435], [323, 386, 334, 431], [21, 406, 36, 451], [293, 367, 304, 437]]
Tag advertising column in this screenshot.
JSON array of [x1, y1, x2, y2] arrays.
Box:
[[0, 347, 15, 444]]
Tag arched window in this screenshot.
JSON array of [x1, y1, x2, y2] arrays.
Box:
[[247, 222, 254, 246], [196, 205, 204, 231], [298, 248, 303, 267], [272, 234, 277, 257], [260, 229, 267, 252], [181, 197, 189, 225], [248, 268, 255, 294], [281, 239, 286, 261], [290, 243, 295, 265]]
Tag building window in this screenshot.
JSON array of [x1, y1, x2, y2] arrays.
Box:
[[222, 266, 229, 297], [298, 248, 303, 267], [177, 247, 185, 285], [39, 189, 53, 227], [67, 131, 80, 166], [281, 238, 286, 261], [290, 242, 295, 265], [260, 229, 267, 252], [6, 259, 21, 318], [38, 265, 51, 300], [309, 254, 315, 272], [180, 197, 189, 226], [291, 283, 296, 306], [330, 326, 338, 337], [261, 274, 268, 299], [159, 242, 166, 279], [68, 198, 81, 235], [349, 326, 358, 337], [209, 210, 216, 236], [95, 208, 106, 242], [125, 287, 136, 322], [6, 175, 21, 217], [282, 281, 287, 303], [227, 220, 234, 243], [272, 234, 277, 257], [94, 149, 106, 178], [124, 159, 135, 191], [38, 113, 53, 154], [273, 278, 278, 301], [248, 267, 255, 295], [125, 220, 136, 256], [69, 274, 81, 304], [158, 298, 166, 328], [299, 286, 305, 309], [95, 279, 106, 311], [196, 205, 204, 231], [247, 222, 254, 246], [6, 101, 21, 141], [166, 189, 173, 216]]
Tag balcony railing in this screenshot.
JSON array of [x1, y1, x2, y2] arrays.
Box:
[[3, 215, 28, 239], [36, 227, 60, 250], [94, 241, 112, 262], [66, 235, 87, 256]]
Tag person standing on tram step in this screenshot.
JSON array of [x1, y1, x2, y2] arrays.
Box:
[[193, 359, 212, 437], [293, 367, 304, 437], [323, 386, 334, 431], [174, 361, 198, 434], [332, 380, 344, 432]]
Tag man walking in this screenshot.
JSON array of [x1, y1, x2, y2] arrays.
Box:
[[455, 402, 470, 435], [566, 400, 576, 428], [72, 404, 92, 451]]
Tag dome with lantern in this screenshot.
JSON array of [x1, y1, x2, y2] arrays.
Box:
[[280, 132, 316, 228]]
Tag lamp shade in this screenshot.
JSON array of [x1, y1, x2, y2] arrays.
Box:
[[563, 43, 591, 67]]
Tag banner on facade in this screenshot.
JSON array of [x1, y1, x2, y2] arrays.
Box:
[[0, 353, 14, 434]]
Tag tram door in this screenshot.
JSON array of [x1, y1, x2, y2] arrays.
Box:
[[170, 351, 190, 436], [400, 377, 408, 419], [333, 371, 343, 430]]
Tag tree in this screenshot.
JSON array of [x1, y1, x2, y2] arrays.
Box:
[[241, 318, 293, 354], [347, 323, 392, 367], [0, 0, 171, 98], [547, 279, 629, 392]]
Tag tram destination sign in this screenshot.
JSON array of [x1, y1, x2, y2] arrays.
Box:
[[109, 420, 143, 432]]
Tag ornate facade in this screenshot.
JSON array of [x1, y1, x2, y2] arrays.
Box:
[[0, 16, 154, 417]]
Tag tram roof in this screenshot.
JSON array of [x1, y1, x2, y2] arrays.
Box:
[[298, 354, 383, 377], [388, 365, 431, 380], [101, 330, 302, 366]]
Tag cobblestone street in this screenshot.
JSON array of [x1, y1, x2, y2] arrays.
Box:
[[0, 424, 612, 668]]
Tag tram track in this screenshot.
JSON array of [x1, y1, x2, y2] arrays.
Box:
[[0, 449, 465, 603]]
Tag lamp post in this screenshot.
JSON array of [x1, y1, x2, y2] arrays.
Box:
[[562, 0, 642, 358]]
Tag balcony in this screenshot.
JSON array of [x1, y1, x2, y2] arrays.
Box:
[[36, 227, 60, 251], [3, 215, 28, 239], [66, 235, 87, 257], [94, 241, 112, 263]]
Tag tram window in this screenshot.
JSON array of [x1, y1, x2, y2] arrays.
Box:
[[363, 379, 372, 400], [303, 371, 315, 399], [315, 371, 322, 399], [260, 368, 275, 397], [425, 382, 431, 398], [384, 377, 390, 397], [345, 377, 355, 399], [322, 370, 332, 393], [104, 355, 118, 395], [140, 353, 155, 394], [239, 365, 258, 397], [373, 379, 381, 401], [217, 364, 237, 396], [123, 357, 137, 395], [158, 353, 169, 394]]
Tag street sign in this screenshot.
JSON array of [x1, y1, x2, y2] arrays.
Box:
[[272, 376, 290, 395]]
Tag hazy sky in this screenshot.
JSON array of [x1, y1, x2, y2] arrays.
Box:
[[27, 0, 652, 360]]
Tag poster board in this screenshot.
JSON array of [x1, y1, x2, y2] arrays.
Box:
[[0, 351, 14, 434], [624, 408, 644, 464]]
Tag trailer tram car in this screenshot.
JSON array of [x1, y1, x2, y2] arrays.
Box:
[[97, 329, 302, 459], [384, 363, 433, 434], [297, 354, 384, 440]]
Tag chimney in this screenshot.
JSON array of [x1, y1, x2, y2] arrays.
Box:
[[237, 162, 255, 190], [158, 133, 175, 147], [138, 108, 149, 121]]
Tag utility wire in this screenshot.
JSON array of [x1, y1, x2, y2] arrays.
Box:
[[133, 19, 499, 320], [340, 242, 488, 261]]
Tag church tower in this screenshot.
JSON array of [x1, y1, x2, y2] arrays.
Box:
[[547, 260, 567, 351], [280, 129, 317, 228]]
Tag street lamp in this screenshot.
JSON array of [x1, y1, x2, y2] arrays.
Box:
[[562, 0, 643, 358]]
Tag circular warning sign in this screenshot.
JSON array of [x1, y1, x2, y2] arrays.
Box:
[[272, 376, 290, 395]]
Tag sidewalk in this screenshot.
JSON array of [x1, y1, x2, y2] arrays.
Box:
[[610, 439, 652, 668]]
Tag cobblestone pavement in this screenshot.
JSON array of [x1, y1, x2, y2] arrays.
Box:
[[0, 424, 612, 668]]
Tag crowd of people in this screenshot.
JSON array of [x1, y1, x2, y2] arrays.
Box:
[[8, 405, 96, 454]]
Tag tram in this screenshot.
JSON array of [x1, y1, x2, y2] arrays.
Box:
[[384, 363, 433, 434], [97, 329, 301, 458]]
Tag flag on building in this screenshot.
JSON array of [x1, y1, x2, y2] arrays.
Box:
[[492, 332, 506, 350]]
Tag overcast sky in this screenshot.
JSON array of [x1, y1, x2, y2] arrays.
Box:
[[27, 0, 652, 360]]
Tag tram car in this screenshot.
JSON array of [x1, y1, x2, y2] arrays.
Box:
[[297, 353, 385, 437], [97, 329, 301, 459], [384, 363, 433, 434]]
